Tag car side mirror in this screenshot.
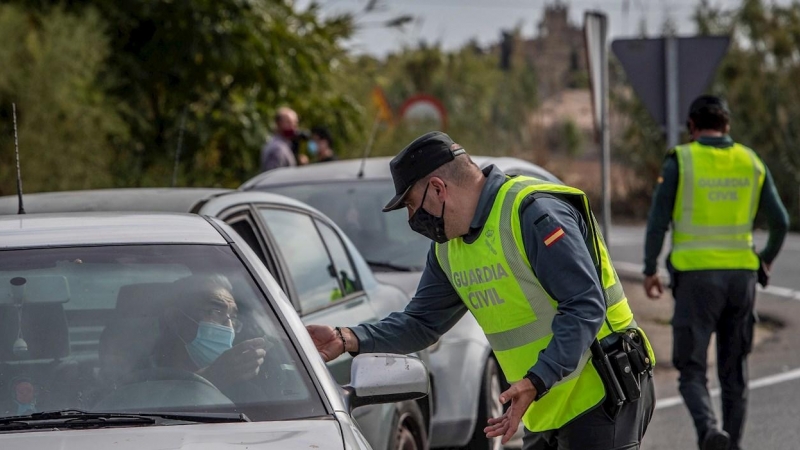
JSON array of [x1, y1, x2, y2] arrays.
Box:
[[343, 353, 429, 412]]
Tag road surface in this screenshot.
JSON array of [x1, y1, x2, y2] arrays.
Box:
[[609, 225, 800, 449]]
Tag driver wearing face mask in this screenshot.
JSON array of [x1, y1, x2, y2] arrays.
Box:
[[153, 275, 267, 389]]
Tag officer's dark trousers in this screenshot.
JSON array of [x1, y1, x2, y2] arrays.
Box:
[[522, 371, 655, 449], [672, 270, 757, 450]]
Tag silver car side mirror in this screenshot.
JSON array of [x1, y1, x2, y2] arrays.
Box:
[[343, 353, 429, 411]]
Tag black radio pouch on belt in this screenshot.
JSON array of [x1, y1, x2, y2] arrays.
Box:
[[592, 329, 652, 408], [607, 329, 652, 402], [590, 340, 626, 407], [609, 349, 641, 402], [620, 329, 651, 374]]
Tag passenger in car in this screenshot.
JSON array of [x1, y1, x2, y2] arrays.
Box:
[[152, 275, 268, 390]]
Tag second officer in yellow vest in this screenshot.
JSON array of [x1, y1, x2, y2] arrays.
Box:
[[308, 131, 656, 449], [644, 96, 789, 450]]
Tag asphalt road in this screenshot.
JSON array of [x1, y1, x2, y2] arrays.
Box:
[[608, 224, 800, 450]]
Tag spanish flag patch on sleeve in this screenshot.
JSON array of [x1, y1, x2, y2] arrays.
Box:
[[543, 226, 566, 247]]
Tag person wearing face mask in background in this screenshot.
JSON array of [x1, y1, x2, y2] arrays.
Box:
[[309, 126, 338, 163], [306, 131, 656, 450], [153, 275, 267, 391], [260, 107, 307, 172]]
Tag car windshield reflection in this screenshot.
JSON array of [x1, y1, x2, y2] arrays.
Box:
[[269, 181, 430, 271], [0, 245, 322, 424]]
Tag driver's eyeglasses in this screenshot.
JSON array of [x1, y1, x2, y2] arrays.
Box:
[[202, 307, 243, 333]]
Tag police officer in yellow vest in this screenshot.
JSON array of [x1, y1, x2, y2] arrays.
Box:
[[644, 96, 789, 450], [308, 131, 656, 449]]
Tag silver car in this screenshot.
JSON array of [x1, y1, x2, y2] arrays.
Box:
[[0, 191, 432, 450], [0, 212, 429, 449], [241, 156, 562, 450]]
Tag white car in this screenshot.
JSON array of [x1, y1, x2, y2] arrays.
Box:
[[0, 189, 434, 450], [0, 212, 428, 449]]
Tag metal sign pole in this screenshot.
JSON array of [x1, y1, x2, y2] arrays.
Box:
[[584, 12, 612, 242], [600, 25, 611, 243], [665, 36, 680, 149], [612, 35, 730, 151]]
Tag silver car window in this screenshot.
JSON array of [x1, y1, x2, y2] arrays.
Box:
[[259, 208, 343, 312], [0, 245, 323, 423], [315, 219, 361, 299], [269, 182, 431, 270]]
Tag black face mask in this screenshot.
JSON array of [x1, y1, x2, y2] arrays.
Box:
[[408, 183, 448, 244]]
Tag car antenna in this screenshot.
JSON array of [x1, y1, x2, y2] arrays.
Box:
[[171, 107, 188, 187], [357, 114, 381, 179], [12, 103, 25, 214]]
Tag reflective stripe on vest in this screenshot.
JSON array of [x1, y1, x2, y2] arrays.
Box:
[[435, 176, 643, 432], [671, 141, 765, 271]]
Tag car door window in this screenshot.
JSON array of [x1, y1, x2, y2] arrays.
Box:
[[315, 219, 361, 298], [259, 208, 341, 312], [226, 214, 268, 265]]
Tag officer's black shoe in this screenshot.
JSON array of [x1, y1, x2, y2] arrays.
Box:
[[701, 429, 730, 450]]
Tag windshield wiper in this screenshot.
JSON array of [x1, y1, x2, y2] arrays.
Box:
[[0, 409, 249, 431], [0, 410, 154, 431], [134, 411, 251, 423], [366, 260, 415, 272]]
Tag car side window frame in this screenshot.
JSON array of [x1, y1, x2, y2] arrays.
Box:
[[219, 206, 297, 306], [254, 204, 365, 315], [313, 217, 365, 301], [223, 211, 269, 262]]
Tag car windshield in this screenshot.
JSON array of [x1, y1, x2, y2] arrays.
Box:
[[269, 181, 431, 271], [0, 244, 323, 424]]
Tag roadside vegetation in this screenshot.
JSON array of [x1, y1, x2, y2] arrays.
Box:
[[0, 0, 796, 226]]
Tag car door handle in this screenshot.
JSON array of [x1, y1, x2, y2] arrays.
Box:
[[345, 298, 366, 309]]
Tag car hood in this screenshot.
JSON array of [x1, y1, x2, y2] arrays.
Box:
[[374, 271, 422, 298], [0, 418, 345, 450], [374, 271, 487, 344]]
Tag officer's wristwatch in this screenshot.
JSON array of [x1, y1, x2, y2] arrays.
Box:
[[524, 372, 549, 401]]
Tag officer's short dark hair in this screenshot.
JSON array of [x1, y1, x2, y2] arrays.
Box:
[[311, 126, 334, 148], [688, 95, 730, 132]]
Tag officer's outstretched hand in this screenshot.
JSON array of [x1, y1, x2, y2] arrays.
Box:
[[644, 274, 664, 300], [306, 325, 344, 362], [484, 378, 537, 444]]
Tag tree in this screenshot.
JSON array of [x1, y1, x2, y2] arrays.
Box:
[[341, 32, 539, 160], [695, 0, 800, 227], [0, 4, 124, 195], [613, 0, 800, 225], [6, 0, 363, 187]]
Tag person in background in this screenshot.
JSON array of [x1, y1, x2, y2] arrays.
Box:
[[260, 107, 299, 172], [643, 95, 789, 450], [309, 126, 338, 163]]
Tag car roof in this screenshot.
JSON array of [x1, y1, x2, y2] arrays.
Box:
[[240, 157, 395, 188], [0, 212, 227, 249], [0, 188, 319, 217], [240, 155, 561, 188], [0, 188, 231, 215]]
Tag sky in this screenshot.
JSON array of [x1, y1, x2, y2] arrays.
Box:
[[299, 0, 775, 56]]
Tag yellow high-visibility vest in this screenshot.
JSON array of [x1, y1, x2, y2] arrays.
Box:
[[671, 141, 765, 271], [435, 176, 654, 432]]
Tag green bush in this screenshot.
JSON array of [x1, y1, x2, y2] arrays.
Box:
[[0, 4, 124, 195]]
